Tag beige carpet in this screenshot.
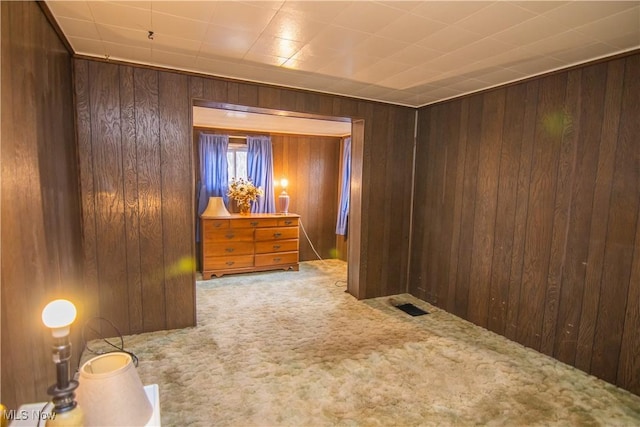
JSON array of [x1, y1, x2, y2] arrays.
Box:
[[85, 260, 640, 426]]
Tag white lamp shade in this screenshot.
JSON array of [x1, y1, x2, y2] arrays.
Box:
[[201, 196, 230, 218], [76, 352, 152, 427]]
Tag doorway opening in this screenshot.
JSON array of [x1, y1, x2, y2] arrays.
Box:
[[192, 101, 362, 296]]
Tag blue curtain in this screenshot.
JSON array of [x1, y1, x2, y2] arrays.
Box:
[[247, 136, 276, 213], [197, 134, 229, 240], [336, 137, 351, 235]]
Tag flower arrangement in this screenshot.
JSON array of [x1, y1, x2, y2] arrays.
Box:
[[227, 178, 263, 214]]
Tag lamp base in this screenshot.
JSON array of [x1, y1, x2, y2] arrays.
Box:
[[278, 192, 290, 215], [46, 405, 84, 427]]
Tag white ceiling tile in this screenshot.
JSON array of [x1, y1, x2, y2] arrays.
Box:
[[524, 30, 599, 57], [54, 17, 100, 39], [67, 36, 104, 56], [260, 11, 326, 44], [152, 48, 198, 70], [307, 25, 370, 54], [151, 13, 209, 41], [208, 2, 277, 33], [543, 1, 639, 30], [507, 55, 566, 76], [201, 27, 256, 60], [88, 1, 151, 29], [376, 14, 447, 44], [243, 51, 288, 67], [551, 42, 628, 65], [278, 1, 351, 23], [376, 65, 441, 90], [455, 2, 536, 36], [246, 35, 304, 59], [452, 37, 516, 63], [605, 31, 640, 50], [492, 15, 567, 47], [103, 41, 151, 63], [512, 1, 569, 14], [318, 53, 380, 79], [416, 25, 483, 53], [473, 66, 527, 85], [387, 44, 444, 65], [445, 78, 489, 93], [574, 7, 640, 45], [150, 34, 201, 56], [96, 24, 151, 49], [351, 36, 409, 59], [332, 2, 406, 34], [46, 1, 95, 21], [409, 1, 492, 24], [283, 46, 340, 72], [241, 1, 285, 12], [352, 59, 411, 85], [150, 1, 216, 23]]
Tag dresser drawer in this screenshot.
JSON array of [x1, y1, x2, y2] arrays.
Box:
[[208, 241, 254, 256], [254, 251, 298, 267], [254, 227, 299, 241], [206, 228, 254, 242], [204, 254, 254, 270], [233, 218, 279, 228], [255, 239, 298, 254], [278, 217, 299, 227], [203, 219, 230, 231]]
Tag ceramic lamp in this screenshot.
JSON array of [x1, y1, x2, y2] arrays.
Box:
[[278, 178, 290, 214], [201, 196, 230, 217], [76, 352, 152, 427]]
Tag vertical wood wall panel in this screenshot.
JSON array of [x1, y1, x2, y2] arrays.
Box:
[[553, 63, 607, 364], [467, 91, 505, 327], [574, 59, 625, 372], [89, 61, 131, 333], [120, 66, 144, 334], [134, 68, 165, 332], [411, 52, 640, 395], [160, 73, 195, 330], [2, 1, 82, 408], [589, 54, 640, 384]]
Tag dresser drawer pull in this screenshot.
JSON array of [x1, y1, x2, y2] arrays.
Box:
[[273, 257, 281, 262], [225, 248, 234, 253], [226, 261, 235, 266], [250, 221, 259, 226], [284, 220, 292, 225], [214, 223, 222, 228], [225, 233, 234, 239], [274, 232, 282, 238], [273, 245, 281, 249]]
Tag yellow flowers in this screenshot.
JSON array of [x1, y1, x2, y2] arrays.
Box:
[[228, 178, 263, 214]]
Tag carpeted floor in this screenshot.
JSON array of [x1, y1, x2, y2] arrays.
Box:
[[84, 260, 640, 426]]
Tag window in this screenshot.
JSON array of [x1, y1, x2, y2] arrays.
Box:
[[227, 143, 247, 182]]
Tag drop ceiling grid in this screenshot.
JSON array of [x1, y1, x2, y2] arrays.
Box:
[[45, 0, 640, 107]]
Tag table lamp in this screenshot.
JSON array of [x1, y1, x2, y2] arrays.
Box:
[[76, 352, 152, 426], [41, 299, 85, 426], [278, 178, 290, 214], [201, 196, 230, 218]]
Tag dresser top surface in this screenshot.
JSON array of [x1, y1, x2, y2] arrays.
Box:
[[201, 213, 299, 220]]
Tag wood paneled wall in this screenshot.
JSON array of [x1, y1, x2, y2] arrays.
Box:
[[1, 1, 83, 409], [75, 61, 196, 336], [74, 58, 415, 336], [410, 52, 640, 395], [271, 133, 341, 261]]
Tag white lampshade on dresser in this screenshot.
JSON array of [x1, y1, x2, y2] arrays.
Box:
[[201, 196, 230, 218]]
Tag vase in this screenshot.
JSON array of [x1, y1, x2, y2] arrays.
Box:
[[239, 203, 251, 215]]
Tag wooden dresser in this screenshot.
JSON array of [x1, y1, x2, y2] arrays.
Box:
[[201, 213, 300, 279]]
